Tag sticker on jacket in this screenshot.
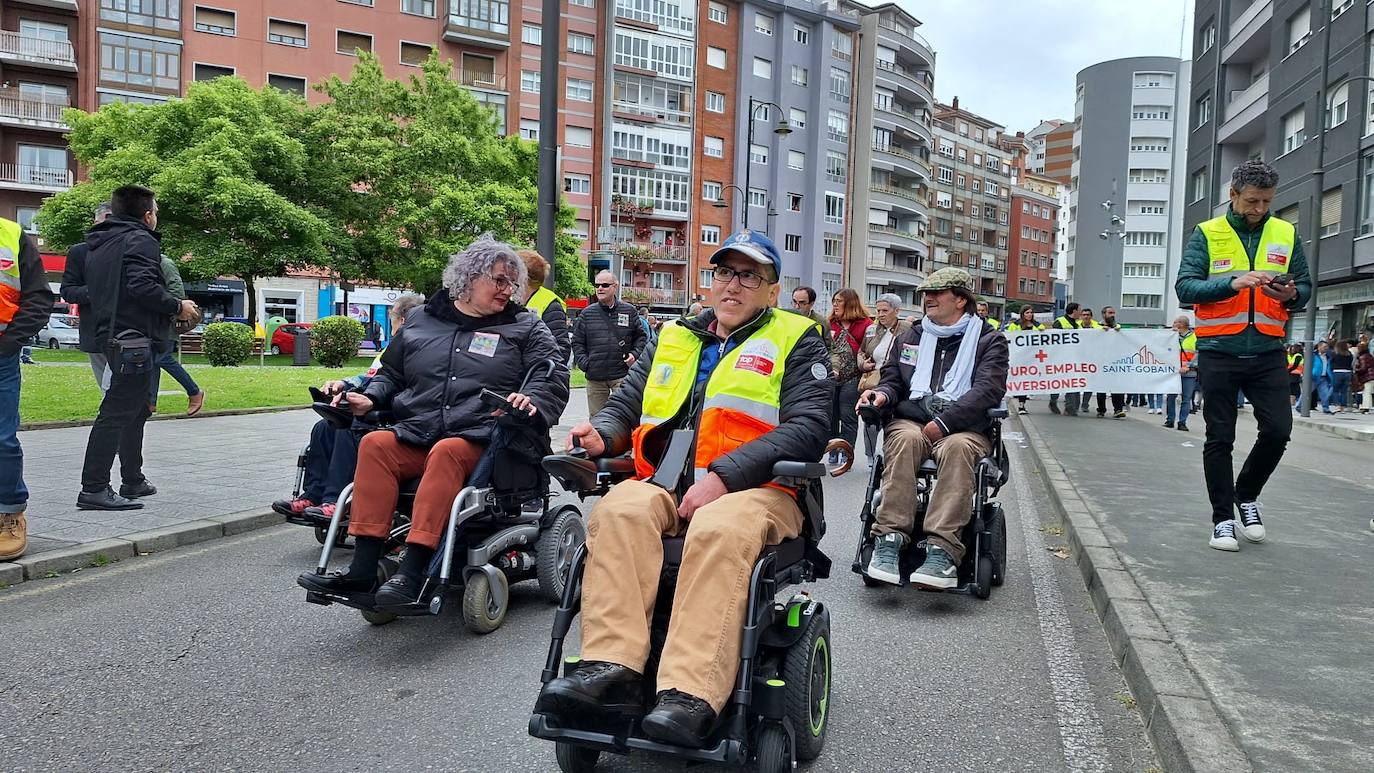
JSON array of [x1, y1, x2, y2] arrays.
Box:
[[734, 339, 778, 376], [900, 344, 919, 366], [1264, 243, 1289, 266], [617, 313, 629, 327], [469, 332, 500, 357], [1213, 258, 1232, 272]]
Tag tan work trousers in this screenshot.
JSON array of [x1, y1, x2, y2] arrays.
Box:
[[579, 480, 803, 712], [347, 432, 484, 549], [871, 419, 989, 563], [585, 378, 624, 417]]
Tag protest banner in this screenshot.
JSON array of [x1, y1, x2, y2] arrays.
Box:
[[1005, 328, 1180, 395]]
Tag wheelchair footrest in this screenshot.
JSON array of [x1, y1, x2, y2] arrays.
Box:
[[528, 713, 744, 765]]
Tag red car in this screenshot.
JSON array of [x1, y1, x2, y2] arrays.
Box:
[[270, 323, 312, 355]]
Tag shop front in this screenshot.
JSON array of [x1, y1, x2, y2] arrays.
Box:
[[185, 279, 246, 322], [316, 284, 411, 351]]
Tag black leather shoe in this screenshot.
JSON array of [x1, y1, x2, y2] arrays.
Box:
[[640, 689, 716, 748], [297, 570, 373, 594], [119, 480, 157, 499], [534, 661, 644, 717], [374, 573, 427, 608], [77, 487, 143, 511]]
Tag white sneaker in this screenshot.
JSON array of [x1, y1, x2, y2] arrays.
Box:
[[1237, 501, 1266, 542], [1369, 518, 1374, 533], [1210, 520, 1240, 552]]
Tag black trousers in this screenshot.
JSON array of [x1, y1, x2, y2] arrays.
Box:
[[80, 366, 152, 492], [1198, 350, 1291, 524], [302, 420, 362, 505]]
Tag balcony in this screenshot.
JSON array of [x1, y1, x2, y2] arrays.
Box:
[[1217, 71, 1268, 144], [456, 69, 506, 91], [867, 223, 927, 254], [875, 20, 934, 67], [0, 163, 72, 193], [1222, 0, 1271, 65], [617, 242, 688, 266], [0, 90, 68, 131], [614, 0, 694, 37], [15, 0, 77, 9], [873, 60, 933, 107], [0, 31, 76, 72], [611, 99, 692, 128], [622, 286, 688, 309], [874, 103, 932, 146], [872, 143, 930, 180], [870, 184, 928, 218], [445, 1, 510, 49]]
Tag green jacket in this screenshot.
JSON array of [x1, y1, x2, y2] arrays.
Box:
[[156, 256, 186, 341], [1174, 207, 1312, 357]]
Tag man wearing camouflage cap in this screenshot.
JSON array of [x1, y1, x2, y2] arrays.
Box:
[[858, 267, 1008, 588]]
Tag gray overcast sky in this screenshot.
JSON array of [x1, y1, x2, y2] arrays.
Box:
[[891, 0, 1192, 133]]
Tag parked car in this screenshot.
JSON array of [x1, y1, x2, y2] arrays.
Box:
[[36, 315, 81, 350], [270, 322, 312, 355]]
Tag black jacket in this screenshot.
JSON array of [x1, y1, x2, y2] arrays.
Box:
[[81, 216, 180, 348], [874, 320, 1009, 437], [591, 307, 833, 493], [0, 232, 52, 357], [572, 298, 647, 381], [362, 290, 569, 448], [539, 301, 571, 365], [59, 242, 102, 353]]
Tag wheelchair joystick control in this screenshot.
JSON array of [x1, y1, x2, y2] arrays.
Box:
[[568, 435, 588, 460]]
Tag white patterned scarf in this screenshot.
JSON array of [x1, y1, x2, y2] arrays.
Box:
[[909, 313, 982, 401]]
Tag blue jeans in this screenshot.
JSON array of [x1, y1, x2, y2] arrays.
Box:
[[1147, 394, 1163, 410], [0, 351, 28, 513], [1166, 377, 1198, 425], [148, 342, 201, 406], [1331, 371, 1352, 408], [302, 420, 361, 505], [1317, 378, 1334, 412]]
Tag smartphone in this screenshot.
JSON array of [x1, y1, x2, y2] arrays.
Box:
[[1270, 273, 1294, 287]]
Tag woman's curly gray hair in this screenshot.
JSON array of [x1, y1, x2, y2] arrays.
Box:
[[875, 293, 903, 311], [442, 234, 528, 303]]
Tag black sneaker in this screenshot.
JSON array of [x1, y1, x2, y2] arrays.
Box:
[[641, 689, 717, 748], [77, 487, 143, 511], [1176, 423, 1189, 431], [1017, 406, 1028, 415], [535, 660, 644, 717], [1113, 410, 1127, 419], [1237, 501, 1265, 542], [119, 480, 157, 499], [1209, 520, 1239, 552], [1163, 420, 1174, 428], [1048, 402, 1061, 415]]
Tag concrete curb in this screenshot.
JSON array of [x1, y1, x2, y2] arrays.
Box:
[[1, 508, 284, 586], [1016, 415, 1254, 773], [19, 405, 303, 432], [1291, 416, 1374, 442]]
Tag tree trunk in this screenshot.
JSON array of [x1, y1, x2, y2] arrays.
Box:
[[244, 275, 257, 331]]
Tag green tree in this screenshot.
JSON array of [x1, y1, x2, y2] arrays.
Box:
[[38, 77, 330, 324], [303, 52, 592, 299]]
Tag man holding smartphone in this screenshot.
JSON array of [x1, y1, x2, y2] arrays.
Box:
[[1175, 160, 1311, 552]]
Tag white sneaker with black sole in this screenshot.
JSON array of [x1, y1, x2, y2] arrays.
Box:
[[1237, 501, 1266, 542], [1210, 520, 1240, 552]]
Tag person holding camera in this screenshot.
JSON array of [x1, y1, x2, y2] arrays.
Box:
[[572, 270, 646, 415], [1175, 160, 1311, 552]]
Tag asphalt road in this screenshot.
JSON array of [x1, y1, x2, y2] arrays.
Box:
[[1, 436, 1158, 773]]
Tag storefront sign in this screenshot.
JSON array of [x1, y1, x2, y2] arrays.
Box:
[[1005, 328, 1180, 395]]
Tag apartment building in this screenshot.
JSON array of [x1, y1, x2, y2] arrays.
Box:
[[928, 98, 1013, 318], [1068, 56, 1190, 326], [1021, 119, 1064, 178], [1186, 0, 1374, 339], [843, 0, 933, 308], [1008, 173, 1058, 311]]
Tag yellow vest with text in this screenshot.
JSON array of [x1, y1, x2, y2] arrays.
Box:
[[1180, 331, 1197, 367], [1005, 321, 1044, 332], [633, 310, 819, 485], [526, 285, 565, 319], [1195, 215, 1294, 338], [0, 218, 24, 333]]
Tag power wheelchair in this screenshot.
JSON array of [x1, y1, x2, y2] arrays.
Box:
[[528, 439, 850, 773], [299, 362, 586, 633], [851, 402, 1010, 598]]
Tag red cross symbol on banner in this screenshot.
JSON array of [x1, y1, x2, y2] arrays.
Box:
[[1035, 349, 1049, 362]]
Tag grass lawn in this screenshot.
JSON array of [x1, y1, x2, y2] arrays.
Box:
[[19, 354, 587, 424]]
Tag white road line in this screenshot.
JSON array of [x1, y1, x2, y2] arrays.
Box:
[[1010, 450, 1111, 773]]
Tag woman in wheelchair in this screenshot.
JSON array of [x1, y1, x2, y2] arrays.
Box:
[[297, 236, 569, 606], [858, 267, 1008, 589]]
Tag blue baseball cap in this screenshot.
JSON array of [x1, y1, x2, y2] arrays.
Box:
[[709, 228, 782, 283]]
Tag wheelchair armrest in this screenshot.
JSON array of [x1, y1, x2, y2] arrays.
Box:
[[311, 402, 354, 430], [542, 454, 599, 493], [986, 402, 1009, 420], [771, 460, 827, 479], [595, 456, 637, 476]]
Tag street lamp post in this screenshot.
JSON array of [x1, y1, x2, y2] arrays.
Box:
[[713, 184, 747, 227], [743, 97, 792, 232]]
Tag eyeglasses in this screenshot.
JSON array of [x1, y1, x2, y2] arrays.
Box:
[[712, 265, 766, 290], [485, 274, 515, 290], [594, 282, 615, 289]]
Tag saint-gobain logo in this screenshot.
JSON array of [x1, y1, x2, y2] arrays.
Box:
[[1109, 346, 1166, 366]]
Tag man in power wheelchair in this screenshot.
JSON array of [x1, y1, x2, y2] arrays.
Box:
[[531, 229, 838, 770], [296, 237, 569, 626], [855, 267, 1010, 593]]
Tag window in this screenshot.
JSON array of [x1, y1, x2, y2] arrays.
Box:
[[1122, 231, 1165, 247], [1129, 168, 1169, 184], [703, 181, 722, 201], [1200, 19, 1215, 54], [18, 144, 67, 184], [1288, 6, 1311, 54], [1361, 151, 1374, 235], [831, 27, 852, 59], [522, 23, 541, 44], [707, 47, 726, 69], [791, 65, 808, 86], [788, 193, 802, 211], [699, 269, 714, 288], [565, 126, 592, 148], [563, 174, 590, 195], [1122, 263, 1163, 278], [1327, 83, 1349, 128], [1132, 200, 1167, 215], [99, 32, 181, 93], [784, 234, 802, 252], [1195, 93, 1211, 128], [1282, 106, 1306, 154], [872, 127, 893, 148], [402, 0, 436, 16], [521, 70, 540, 93], [193, 6, 236, 35], [755, 13, 773, 35], [748, 187, 767, 207], [936, 192, 952, 209], [336, 30, 372, 55], [1321, 187, 1342, 237], [873, 89, 892, 113], [450, 0, 510, 35], [704, 136, 724, 158], [750, 143, 768, 165], [193, 63, 234, 81], [829, 67, 850, 103], [702, 225, 721, 244], [753, 57, 772, 79], [824, 193, 844, 224], [794, 24, 810, 44], [610, 165, 689, 214], [1132, 72, 1174, 88], [566, 78, 593, 102], [18, 82, 67, 103], [15, 207, 38, 232], [1333, 0, 1354, 18], [1190, 169, 1207, 203], [267, 73, 306, 95], [1121, 293, 1162, 309], [708, 1, 727, 24], [268, 18, 307, 47], [98, 0, 178, 31], [787, 150, 805, 171], [519, 119, 539, 140], [826, 151, 846, 182], [823, 234, 842, 263], [568, 32, 594, 55], [1129, 137, 1170, 152], [827, 109, 848, 142], [938, 166, 954, 184], [789, 108, 806, 129], [706, 91, 724, 113], [1131, 106, 1171, 120]]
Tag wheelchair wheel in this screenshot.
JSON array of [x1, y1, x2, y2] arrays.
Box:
[[973, 554, 993, 600], [361, 558, 399, 626], [753, 723, 791, 773], [536, 507, 586, 603], [554, 742, 599, 772], [988, 504, 1007, 587], [462, 569, 510, 634], [781, 605, 831, 761]]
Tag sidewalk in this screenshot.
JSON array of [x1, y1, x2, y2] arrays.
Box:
[[1291, 406, 1374, 441], [5, 396, 592, 586], [1019, 408, 1374, 772]]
